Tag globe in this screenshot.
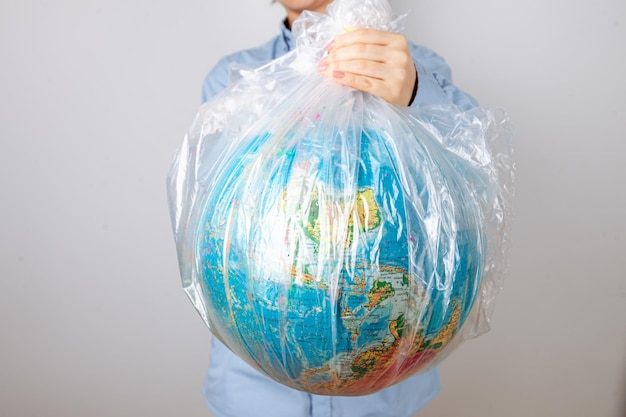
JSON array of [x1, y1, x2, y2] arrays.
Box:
[[196, 124, 483, 396]]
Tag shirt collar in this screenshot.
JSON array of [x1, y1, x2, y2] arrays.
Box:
[[279, 18, 295, 52]]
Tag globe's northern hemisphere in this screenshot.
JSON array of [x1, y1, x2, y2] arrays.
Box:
[[197, 128, 482, 396]]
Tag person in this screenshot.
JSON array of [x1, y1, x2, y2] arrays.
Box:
[[199, 1, 478, 416]]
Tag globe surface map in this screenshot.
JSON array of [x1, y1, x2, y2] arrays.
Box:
[[196, 128, 481, 395]]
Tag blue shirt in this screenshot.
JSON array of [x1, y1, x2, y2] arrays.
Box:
[[200, 20, 476, 417]]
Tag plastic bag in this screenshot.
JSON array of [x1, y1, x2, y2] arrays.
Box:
[[167, 0, 514, 396]]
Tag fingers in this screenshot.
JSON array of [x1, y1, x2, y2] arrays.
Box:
[[317, 28, 416, 106], [326, 68, 415, 106], [323, 43, 388, 68], [319, 51, 392, 80], [324, 29, 409, 69], [326, 70, 398, 102]]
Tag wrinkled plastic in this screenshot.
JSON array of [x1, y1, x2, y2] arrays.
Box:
[[167, 0, 514, 396]]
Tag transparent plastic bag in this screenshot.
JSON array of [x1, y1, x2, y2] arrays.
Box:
[[167, 0, 514, 396]]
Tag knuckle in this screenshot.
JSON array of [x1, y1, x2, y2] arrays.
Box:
[[355, 59, 369, 72], [394, 33, 408, 45], [360, 77, 373, 89], [388, 84, 402, 100], [394, 51, 410, 67]]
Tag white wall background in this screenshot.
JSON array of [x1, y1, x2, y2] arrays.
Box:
[[1, 0, 624, 416]]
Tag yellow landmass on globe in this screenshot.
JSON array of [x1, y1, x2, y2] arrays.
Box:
[[289, 264, 328, 289], [353, 188, 381, 233], [429, 301, 461, 347], [379, 265, 412, 288], [365, 279, 394, 310], [302, 187, 381, 248]]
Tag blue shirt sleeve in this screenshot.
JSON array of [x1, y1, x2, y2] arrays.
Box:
[[409, 42, 478, 110], [201, 56, 231, 104]]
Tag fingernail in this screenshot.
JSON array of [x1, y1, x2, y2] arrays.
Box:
[[317, 59, 328, 71], [333, 70, 345, 78], [326, 41, 334, 51]]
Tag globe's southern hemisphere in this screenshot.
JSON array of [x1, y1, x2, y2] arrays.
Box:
[[197, 128, 481, 395]]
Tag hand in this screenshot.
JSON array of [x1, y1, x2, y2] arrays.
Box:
[[316, 28, 417, 106]]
